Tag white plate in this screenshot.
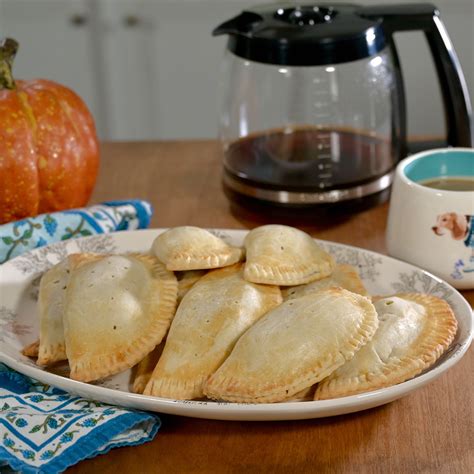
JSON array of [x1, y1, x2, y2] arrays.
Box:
[[0, 229, 472, 421]]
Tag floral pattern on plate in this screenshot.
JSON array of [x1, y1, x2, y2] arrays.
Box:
[[0, 307, 31, 344]]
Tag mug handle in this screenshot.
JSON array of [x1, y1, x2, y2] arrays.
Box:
[[360, 3, 473, 149]]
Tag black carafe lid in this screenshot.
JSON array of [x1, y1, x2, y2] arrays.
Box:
[[213, 2, 386, 66]]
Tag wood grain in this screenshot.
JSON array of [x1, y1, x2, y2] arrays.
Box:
[[67, 141, 473, 473]]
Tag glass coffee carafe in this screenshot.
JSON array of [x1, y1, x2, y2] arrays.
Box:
[[214, 3, 472, 213]]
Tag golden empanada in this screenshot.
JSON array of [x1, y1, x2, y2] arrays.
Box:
[[243, 225, 335, 285], [281, 264, 368, 300], [22, 340, 39, 358], [204, 287, 378, 403], [176, 270, 207, 303], [64, 253, 178, 382], [144, 264, 282, 400], [37, 258, 70, 366], [132, 342, 166, 394], [315, 293, 458, 400], [152, 226, 243, 271], [287, 384, 316, 402]]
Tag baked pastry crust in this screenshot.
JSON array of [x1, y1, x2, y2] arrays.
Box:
[[132, 342, 166, 394], [64, 253, 178, 382], [152, 226, 243, 271], [144, 264, 282, 400], [37, 259, 70, 366], [243, 225, 335, 285], [281, 264, 368, 300], [22, 340, 39, 358], [176, 270, 207, 303], [315, 293, 458, 400], [203, 287, 378, 403]]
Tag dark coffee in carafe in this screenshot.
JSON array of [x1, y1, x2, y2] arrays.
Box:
[[224, 126, 392, 191]]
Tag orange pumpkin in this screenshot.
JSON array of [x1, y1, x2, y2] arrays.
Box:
[[0, 38, 99, 224]]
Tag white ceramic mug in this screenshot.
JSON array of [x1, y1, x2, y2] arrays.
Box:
[[387, 147, 474, 289]]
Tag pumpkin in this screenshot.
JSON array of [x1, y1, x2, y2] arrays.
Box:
[[0, 38, 99, 224]]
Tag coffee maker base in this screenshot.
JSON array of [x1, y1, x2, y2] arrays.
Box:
[[224, 183, 391, 222]]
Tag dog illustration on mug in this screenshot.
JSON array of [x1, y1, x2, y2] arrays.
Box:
[[432, 212, 474, 275]]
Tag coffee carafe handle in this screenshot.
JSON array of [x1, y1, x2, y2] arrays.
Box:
[[360, 3, 473, 148]]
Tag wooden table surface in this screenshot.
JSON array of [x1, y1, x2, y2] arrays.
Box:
[[68, 141, 473, 474]]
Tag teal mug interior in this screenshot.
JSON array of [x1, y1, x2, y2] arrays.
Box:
[[404, 149, 474, 183]]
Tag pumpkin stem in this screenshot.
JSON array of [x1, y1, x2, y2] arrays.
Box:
[[0, 38, 19, 90]]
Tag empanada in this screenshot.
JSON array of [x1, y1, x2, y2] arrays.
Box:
[[64, 253, 178, 382], [132, 342, 166, 394], [281, 264, 368, 300], [315, 293, 458, 400], [204, 287, 378, 403], [22, 340, 39, 358], [176, 270, 207, 303], [243, 225, 335, 285], [144, 264, 282, 400], [152, 226, 243, 271], [37, 258, 70, 366]]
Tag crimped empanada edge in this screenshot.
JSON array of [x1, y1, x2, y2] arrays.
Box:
[[37, 343, 67, 366], [144, 376, 207, 400], [132, 374, 149, 394], [22, 340, 40, 358], [281, 264, 368, 300], [131, 342, 167, 394], [315, 293, 458, 400], [69, 254, 178, 382], [164, 247, 244, 271], [333, 264, 369, 296], [143, 272, 282, 400], [203, 293, 378, 403], [244, 255, 335, 286]]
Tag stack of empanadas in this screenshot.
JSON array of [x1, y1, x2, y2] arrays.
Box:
[[26, 253, 179, 383], [24, 225, 458, 403]]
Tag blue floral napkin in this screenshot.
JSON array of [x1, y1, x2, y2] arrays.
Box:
[[0, 364, 160, 474], [0, 200, 161, 473], [0, 200, 152, 264]]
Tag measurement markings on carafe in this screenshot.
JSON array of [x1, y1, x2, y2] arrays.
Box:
[[314, 130, 334, 188], [311, 75, 336, 188]]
